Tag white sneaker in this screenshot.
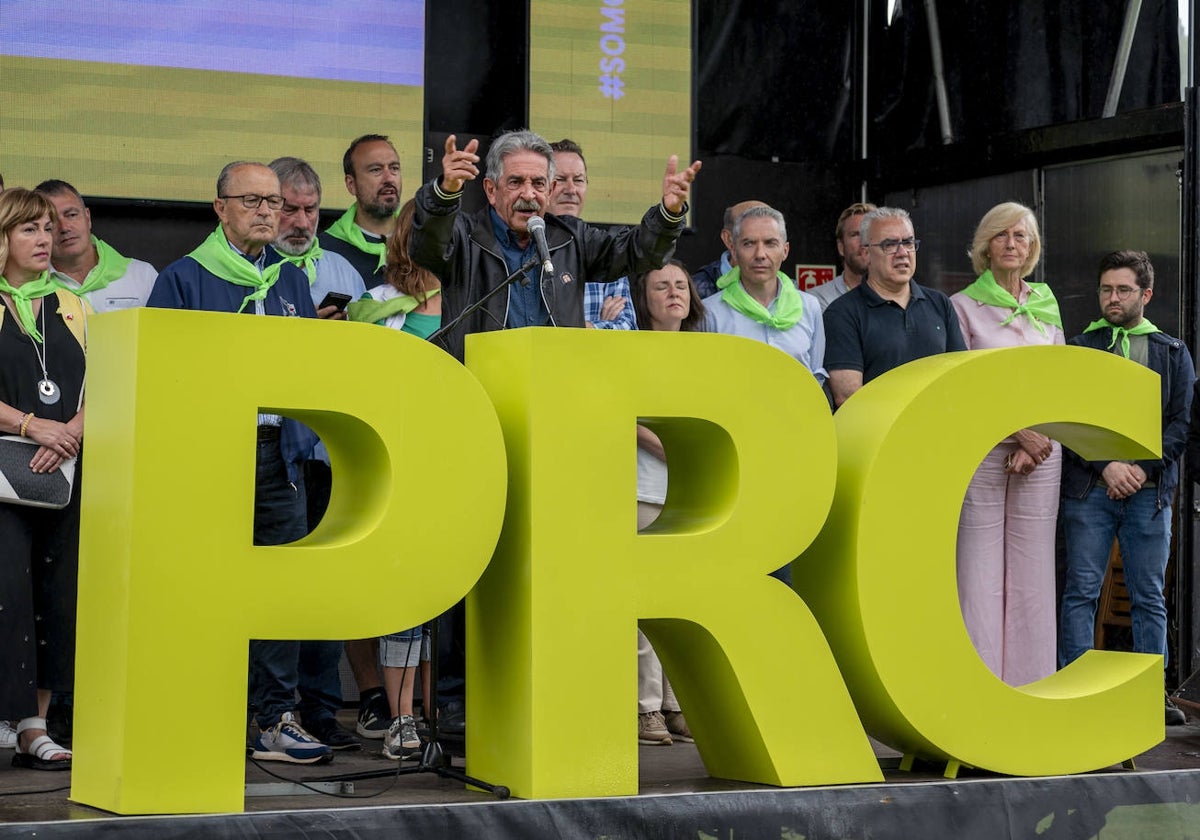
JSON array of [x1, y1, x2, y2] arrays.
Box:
[[382, 715, 421, 760], [0, 721, 15, 750], [251, 712, 333, 764]]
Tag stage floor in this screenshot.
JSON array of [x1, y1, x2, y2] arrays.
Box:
[[3, 712, 1200, 837]]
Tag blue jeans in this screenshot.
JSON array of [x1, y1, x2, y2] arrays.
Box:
[[1059, 486, 1171, 669], [249, 435, 336, 729]]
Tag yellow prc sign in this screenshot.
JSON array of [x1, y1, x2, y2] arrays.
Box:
[[72, 312, 1164, 814]]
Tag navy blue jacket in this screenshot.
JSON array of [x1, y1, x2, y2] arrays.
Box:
[[147, 245, 319, 481], [1061, 328, 1194, 508]]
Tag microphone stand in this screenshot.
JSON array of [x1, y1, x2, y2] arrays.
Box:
[[427, 255, 541, 351], [309, 263, 533, 800], [311, 614, 509, 798]]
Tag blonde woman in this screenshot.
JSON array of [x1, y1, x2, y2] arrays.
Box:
[[950, 202, 1062, 686]]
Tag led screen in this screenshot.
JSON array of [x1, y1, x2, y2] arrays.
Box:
[[0, 1, 425, 207], [529, 0, 692, 224]]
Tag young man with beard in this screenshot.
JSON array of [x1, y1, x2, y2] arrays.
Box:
[[320, 135, 403, 283], [1059, 250, 1194, 727]]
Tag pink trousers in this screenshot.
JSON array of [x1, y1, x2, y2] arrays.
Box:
[[956, 441, 1061, 686]]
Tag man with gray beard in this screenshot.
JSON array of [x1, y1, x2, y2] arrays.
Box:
[[270, 157, 365, 320], [267, 156, 374, 750]]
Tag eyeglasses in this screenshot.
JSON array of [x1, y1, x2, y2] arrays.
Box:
[[868, 237, 920, 255], [1098, 285, 1142, 300], [219, 193, 284, 210]]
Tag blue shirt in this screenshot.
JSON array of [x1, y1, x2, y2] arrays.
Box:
[[583, 277, 637, 330], [702, 284, 827, 383], [307, 250, 368, 310], [490, 209, 549, 328]]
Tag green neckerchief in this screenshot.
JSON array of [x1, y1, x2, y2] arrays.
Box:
[[347, 288, 440, 325], [0, 271, 60, 342], [324, 204, 387, 273], [960, 270, 1062, 337], [187, 226, 283, 313], [1084, 316, 1160, 359], [716, 267, 804, 330], [277, 238, 324, 285], [54, 235, 133, 297]]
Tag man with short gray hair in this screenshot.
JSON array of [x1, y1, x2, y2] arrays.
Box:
[[704, 205, 825, 382], [148, 162, 331, 765], [411, 128, 702, 360], [823, 206, 965, 408], [691, 199, 769, 299], [269, 157, 365, 321]]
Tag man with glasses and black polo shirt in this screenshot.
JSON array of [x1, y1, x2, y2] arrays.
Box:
[[148, 162, 332, 764], [822, 206, 965, 408]]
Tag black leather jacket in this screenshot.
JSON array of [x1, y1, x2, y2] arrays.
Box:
[[411, 178, 685, 360]]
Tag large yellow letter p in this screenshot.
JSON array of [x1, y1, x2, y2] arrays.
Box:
[[71, 309, 507, 813]]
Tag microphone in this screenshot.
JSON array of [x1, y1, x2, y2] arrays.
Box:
[[526, 215, 555, 275]]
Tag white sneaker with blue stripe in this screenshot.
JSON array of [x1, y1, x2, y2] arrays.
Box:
[[252, 712, 333, 764]]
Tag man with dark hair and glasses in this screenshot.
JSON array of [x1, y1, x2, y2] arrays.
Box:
[[1062, 250, 1194, 727], [148, 163, 331, 764], [822, 206, 965, 407]]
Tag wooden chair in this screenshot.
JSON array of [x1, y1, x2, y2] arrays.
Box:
[[1094, 539, 1132, 649]]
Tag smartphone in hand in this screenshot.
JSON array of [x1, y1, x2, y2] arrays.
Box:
[[319, 291, 353, 312]]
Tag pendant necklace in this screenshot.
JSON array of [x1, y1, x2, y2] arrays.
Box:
[[31, 303, 60, 405]]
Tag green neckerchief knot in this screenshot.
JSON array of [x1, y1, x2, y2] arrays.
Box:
[[960, 270, 1062, 337], [716, 267, 804, 330], [187, 226, 283, 313], [347, 288, 440, 325], [1084, 316, 1160, 359], [0, 271, 60, 342], [277, 238, 324, 285], [325, 204, 388, 273], [55, 235, 133, 296]]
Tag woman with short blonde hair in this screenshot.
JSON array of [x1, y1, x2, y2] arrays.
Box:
[[950, 201, 1062, 686]]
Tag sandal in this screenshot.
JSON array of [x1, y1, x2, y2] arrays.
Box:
[[12, 717, 71, 771]]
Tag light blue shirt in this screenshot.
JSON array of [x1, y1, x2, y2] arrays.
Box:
[[307, 249, 367, 464], [308, 249, 368, 309], [703, 285, 827, 383]]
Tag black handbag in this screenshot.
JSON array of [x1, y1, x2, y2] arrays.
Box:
[[0, 435, 77, 509]]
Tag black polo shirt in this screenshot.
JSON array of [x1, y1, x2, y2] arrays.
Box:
[[823, 278, 966, 384]]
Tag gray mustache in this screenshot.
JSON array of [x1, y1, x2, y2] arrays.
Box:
[[514, 199, 540, 211]]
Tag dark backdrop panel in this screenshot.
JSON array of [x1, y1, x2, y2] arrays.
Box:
[[425, 0, 527, 136], [696, 0, 856, 162], [86, 200, 214, 275], [1043, 150, 1183, 339], [873, 0, 1181, 154]]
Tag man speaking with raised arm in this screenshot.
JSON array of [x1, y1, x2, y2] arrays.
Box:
[[410, 129, 701, 360]]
